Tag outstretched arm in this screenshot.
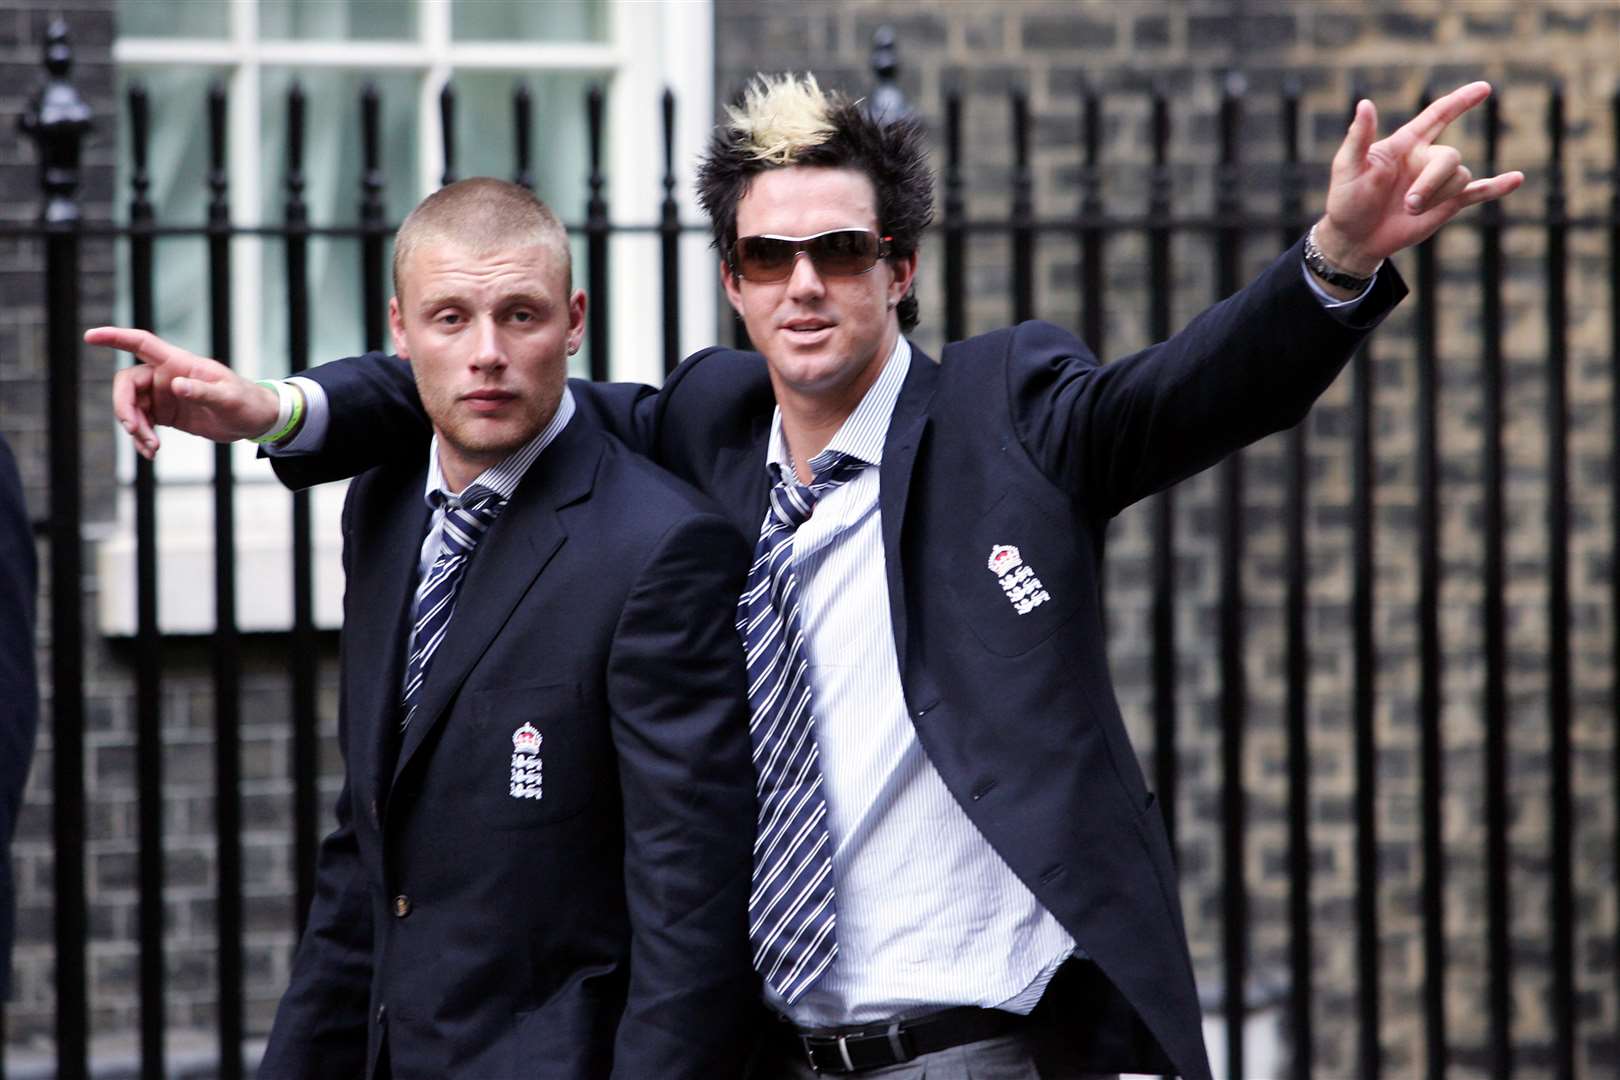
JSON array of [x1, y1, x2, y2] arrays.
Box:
[[1311, 81, 1522, 292], [89, 325, 433, 486], [1012, 82, 1521, 514], [91, 327, 661, 488], [90, 326, 282, 456]]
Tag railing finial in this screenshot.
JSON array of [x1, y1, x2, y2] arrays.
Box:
[[19, 18, 94, 225], [866, 26, 910, 124]]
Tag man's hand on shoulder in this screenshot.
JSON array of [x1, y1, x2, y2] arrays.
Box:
[[87, 326, 282, 459], [1314, 81, 1524, 297]]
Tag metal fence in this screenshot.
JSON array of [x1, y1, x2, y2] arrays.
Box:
[[8, 16, 1619, 1080]]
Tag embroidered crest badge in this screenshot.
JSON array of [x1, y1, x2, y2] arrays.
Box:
[[988, 544, 1052, 616], [512, 722, 541, 755], [508, 722, 544, 800], [987, 544, 1024, 577]]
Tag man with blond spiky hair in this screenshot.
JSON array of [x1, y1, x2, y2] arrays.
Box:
[[104, 72, 1520, 1080]]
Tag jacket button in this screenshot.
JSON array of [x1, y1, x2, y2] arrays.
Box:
[[376, 1003, 387, 1024], [393, 894, 411, 918]]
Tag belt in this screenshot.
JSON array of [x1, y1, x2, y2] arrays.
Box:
[[773, 1005, 1025, 1074]]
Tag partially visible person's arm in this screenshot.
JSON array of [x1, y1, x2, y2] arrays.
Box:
[[0, 435, 37, 1001]]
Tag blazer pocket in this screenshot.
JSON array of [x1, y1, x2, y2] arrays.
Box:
[[945, 491, 1083, 657], [468, 683, 606, 830]]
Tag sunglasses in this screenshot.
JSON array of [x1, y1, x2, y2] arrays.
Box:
[[729, 228, 894, 283]]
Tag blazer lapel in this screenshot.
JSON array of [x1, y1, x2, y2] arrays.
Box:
[[345, 470, 432, 812], [879, 347, 940, 681], [392, 420, 600, 785]]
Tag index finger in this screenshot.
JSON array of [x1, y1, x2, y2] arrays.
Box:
[[1388, 81, 1492, 155], [83, 325, 187, 369]]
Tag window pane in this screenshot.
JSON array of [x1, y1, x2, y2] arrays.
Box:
[[453, 72, 592, 217], [115, 67, 228, 359], [259, 0, 416, 41], [259, 69, 419, 374], [119, 0, 230, 38], [451, 71, 596, 377], [452, 0, 606, 43]]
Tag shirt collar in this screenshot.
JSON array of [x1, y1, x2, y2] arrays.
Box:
[[767, 335, 911, 476], [424, 385, 576, 508]]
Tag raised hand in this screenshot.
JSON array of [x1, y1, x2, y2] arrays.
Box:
[[86, 326, 281, 459], [1316, 81, 1523, 276]]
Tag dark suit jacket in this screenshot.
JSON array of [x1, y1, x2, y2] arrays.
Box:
[[261, 409, 761, 1079], [274, 238, 1406, 1080], [0, 434, 37, 1001]]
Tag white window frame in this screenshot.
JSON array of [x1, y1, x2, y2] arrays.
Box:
[[97, 0, 717, 635]]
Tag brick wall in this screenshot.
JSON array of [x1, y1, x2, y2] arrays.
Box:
[[716, 1, 1618, 1075]]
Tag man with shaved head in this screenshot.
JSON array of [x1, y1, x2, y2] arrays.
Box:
[[98, 76, 1519, 1080], [94, 179, 761, 1079]]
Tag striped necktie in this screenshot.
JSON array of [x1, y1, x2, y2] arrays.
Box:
[[738, 449, 865, 1003], [401, 487, 506, 731]]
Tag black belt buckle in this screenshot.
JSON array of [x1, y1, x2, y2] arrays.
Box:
[[799, 1020, 916, 1074]]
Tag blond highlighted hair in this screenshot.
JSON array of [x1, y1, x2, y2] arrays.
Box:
[[722, 73, 839, 165], [697, 72, 935, 331]]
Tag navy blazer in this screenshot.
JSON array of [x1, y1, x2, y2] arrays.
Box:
[[274, 238, 1406, 1080], [0, 435, 37, 1001], [261, 410, 761, 1079]]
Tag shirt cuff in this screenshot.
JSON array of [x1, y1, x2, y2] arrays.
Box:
[[1300, 257, 1376, 315], [267, 376, 329, 454]]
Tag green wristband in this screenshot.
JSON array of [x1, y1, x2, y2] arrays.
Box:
[[250, 380, 305, 445]]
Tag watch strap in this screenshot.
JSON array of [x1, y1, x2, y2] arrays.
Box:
[[1303, 224, 1379, 291]]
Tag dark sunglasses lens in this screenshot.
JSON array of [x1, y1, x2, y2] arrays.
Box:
[[735, 236, 797, 281], [807, 230, 880, 275]]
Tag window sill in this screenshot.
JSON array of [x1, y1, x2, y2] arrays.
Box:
[[95, 463, 349, 636]]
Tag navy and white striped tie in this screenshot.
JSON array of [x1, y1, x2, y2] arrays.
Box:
[[739, 450, 865, 1003], [401, 487, 506, 731]]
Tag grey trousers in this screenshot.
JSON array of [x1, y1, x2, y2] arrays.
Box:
[[748, 1029, 1121, 1080]]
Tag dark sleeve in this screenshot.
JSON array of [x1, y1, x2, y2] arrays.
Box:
[[1007, 236, 1407, 518], [269, 353, 661, 489], [259, 491, 373, 1079], [604, 512, 760, 1080], [270, 352, 431, 490], [0, 435, 37, 1000]]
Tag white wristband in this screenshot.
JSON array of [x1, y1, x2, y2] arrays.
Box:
[[249, 380, 300, 444]]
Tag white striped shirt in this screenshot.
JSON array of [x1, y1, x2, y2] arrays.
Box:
[[763, 338, 1075, 1027]]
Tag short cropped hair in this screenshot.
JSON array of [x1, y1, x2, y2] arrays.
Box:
[[696, 73, 934, 332], [392, 178, 571, 301]]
